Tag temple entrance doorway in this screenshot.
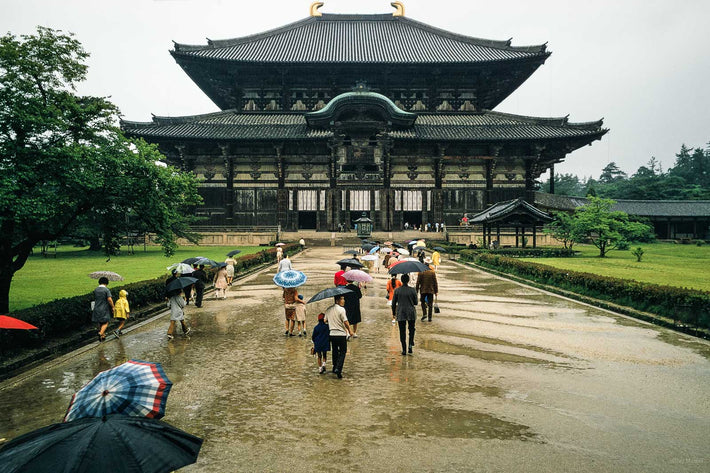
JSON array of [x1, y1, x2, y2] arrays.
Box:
[[403, 211, 422, 229], [298, 211, 317, 229]]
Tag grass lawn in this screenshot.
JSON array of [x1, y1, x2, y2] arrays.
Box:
[[9, 245, 267, 312], [520, 243, 710, 292]]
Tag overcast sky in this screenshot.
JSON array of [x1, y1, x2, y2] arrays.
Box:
[[3, 0, 709, 178]]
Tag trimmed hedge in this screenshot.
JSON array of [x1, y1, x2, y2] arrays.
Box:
[[460, 248, 576, 258], [1, 244, 299, 357], [462, 252, 710, 331]]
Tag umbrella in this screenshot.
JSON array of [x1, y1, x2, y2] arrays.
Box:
[[397, 248, 410, 256], [166, 277, 198, 294], [180, 257, 206, 265], [307, 286, 353, 304], [0, 315, 38, 330], [64, 360, 172, 422], [166, 263, 192, 274], [433, 246, 448, 253], [342, 250, 359, 255], [342, 270, 373, 283], [336, 258, 364, 269], [226, 249, 242, 257], [361, 243, 374, 250], [0, 414, 203, 473], [361, 255, 378, 261], [413, 245, 426, 251], [273, 270, 308, 288], [383, 241, 393, 245], [388, 260, 430, 275], [369, 246, 380, 254], [380, 247, 393, 254], [275, 242, 285, 247], [195, 257, 219, 267], [88, 271, 123, 282], [392, 243, 404, 248]]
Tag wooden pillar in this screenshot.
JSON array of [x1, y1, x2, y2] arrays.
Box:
[[515, 227, 519, 247], [292, 190, 299, 231], [345, 190, 351, 230], [219, 144, 234, 224], [533, 224, 537, 248], [496, 225, 501, 246], [521, 226, 526, 248], [421, 189, 428, 228], [549, 164, 555, 195], [485, 160, 494, 207]]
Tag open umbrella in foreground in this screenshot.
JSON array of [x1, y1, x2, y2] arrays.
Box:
[[0, 315, 38, 330], [88, 271, 123, 282], [64, 360, 172, 422], [432, 246, 448, 253], [307, 286, 353, 304], [335, 258, 364, 269], [0, 415, 203, 473], [342, 270, 373, 284], [226, 249, 242, 257], [166, 277, 198, 295], [273, 270, 307, 288], [388, 260, 430, 275]]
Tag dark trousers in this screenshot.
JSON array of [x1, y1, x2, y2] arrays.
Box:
[[398, 320, 416, 352], [330, 335, 347, 373], [421, 293, 434, 319], [184, 286, 192, 304], [194, 285, 204, 307]]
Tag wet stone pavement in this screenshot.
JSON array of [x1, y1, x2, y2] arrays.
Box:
[[1, 248, 709, 472]]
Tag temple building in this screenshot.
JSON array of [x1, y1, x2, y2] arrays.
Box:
[[122, 2, 607, 231]]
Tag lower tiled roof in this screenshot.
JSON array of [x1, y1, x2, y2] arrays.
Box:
[[121, 110, 605, 143], [535, 192, 710, 217]]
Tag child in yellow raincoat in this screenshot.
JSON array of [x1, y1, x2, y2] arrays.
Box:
[[113, 289, 130, 337]]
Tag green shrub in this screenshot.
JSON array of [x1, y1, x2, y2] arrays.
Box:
[[465, 253, 710, 330], [459, 248, 576, 259]]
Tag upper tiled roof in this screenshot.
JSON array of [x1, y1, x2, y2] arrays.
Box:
[[121, 110, 605, 143], [172, 14, 548, 64], [535, 192, 710, 217]]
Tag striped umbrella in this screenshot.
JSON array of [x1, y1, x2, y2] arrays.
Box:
[[273, 270, 308, 288], [64, 360, 172, 422]]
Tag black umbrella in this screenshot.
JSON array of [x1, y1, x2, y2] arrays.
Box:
[[226, 249, 241, 257], [391, 243, 404, 249], [165, 276, 198, 295], [180, 257, 205, 265], [361, 244, 375, 252], [195, 257, 219, 267], [0, 415, 203, 473], [342, 250, 359, 255], [307, 286, 353, 304], [433, 246, 448, 253], [336, 258, 364, 269], [388, 260, 431, 275]]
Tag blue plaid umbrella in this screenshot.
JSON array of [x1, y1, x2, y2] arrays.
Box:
[[64, 360, 172, 422], [273, 270, 307, 288]]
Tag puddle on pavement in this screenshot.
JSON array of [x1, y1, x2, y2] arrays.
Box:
[[384, 406, 538, 441], [420, 338, 560, 366]]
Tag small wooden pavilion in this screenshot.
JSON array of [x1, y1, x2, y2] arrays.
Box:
[[468, 198, 553, 248]]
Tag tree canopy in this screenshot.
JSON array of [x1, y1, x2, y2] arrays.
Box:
[[0, 27, 201, 313]]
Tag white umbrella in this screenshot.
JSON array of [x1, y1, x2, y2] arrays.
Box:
[[397, 248, 410, 256], [167, 262, 193, 274], [361, 255, 378, 261]]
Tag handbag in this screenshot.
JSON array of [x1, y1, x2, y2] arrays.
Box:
[[309, 346, 315, 355], [433, 295, 441, 314]]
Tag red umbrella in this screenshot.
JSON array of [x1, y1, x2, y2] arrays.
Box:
[[0, 315, 38, 330]]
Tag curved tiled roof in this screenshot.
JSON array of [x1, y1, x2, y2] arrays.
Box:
[[172, 14, 548, 64], [469, 198, 553, 224], [121, 110, 605, 143], [535, 193, 710, 217]]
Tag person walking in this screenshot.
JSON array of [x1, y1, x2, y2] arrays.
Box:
[[334, 264, 348, 286], [213, 265, 228, 299], [392, 273, 418, 355], [431, 250, 441, 271], [92, 277, 114, 342], [325, 295, 353, 378], [386, 274, 403, 323], [295, 294, 307, 336], [283, 286, 299, 336], [311, 312, 330, 374], [277, 253, 293, 273], [415, 258, 439, 322], [166, 289, 191, 340], [224, 256, 236, 286], [112, 289, 130, 337], [276, 245, 283, 263], [299, 238, 306, 250], [191, 264, 207, 308], [343, 281, 362, 338]]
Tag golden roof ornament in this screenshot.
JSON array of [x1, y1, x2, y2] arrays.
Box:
[[391, 1, 405, 17], [310, 2, 324, 17]]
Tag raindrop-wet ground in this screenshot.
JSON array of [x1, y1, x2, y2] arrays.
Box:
[[1, 247, 708, 472]]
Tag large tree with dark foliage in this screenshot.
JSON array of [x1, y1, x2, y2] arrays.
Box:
[[0, 27, 201, 313]]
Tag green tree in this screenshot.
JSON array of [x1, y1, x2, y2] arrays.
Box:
[[598, 162, 627, 184], [572, 197, 654, 257], [0, 27, 201, 313], [544, 211, 580, 249]]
